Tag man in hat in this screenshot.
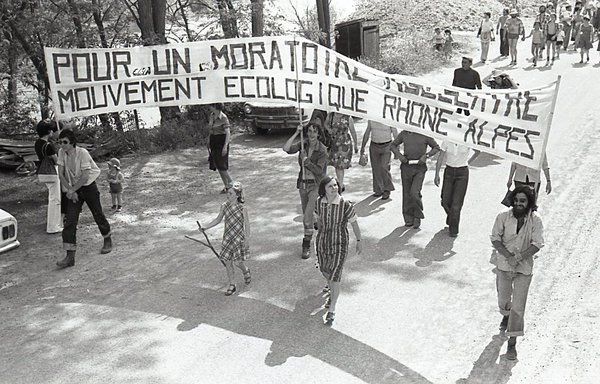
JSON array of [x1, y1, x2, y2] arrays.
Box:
[[490, 185, 544, 360], [505, 9, 526, 64]]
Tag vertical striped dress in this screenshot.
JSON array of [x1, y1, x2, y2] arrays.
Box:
[[219, 201, 248, 262], [315, 196, 357, 282]]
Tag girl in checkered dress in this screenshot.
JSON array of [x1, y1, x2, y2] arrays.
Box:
[[200, 182, 251, 296]]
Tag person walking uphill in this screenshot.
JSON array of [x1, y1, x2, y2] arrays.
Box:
[[490, 185, 544, 360], [391, 131, 440, 229], [434, 142, 480, 237], [315, 176, 362, 326], [283, 124, 328, 259], [452, 56, 481, 116], [359, 120, 398, 200], [56, 129, 112, 269], [34, 120, 63, 234], [207, 103, 234, 193]]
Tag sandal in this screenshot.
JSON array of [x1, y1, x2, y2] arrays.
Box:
[[324, 312, 335, 326], [243, 268, 251, 285], [225, 284, 236, 296]]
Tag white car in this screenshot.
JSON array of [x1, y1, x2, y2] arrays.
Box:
[[0, 208, 19, 253]]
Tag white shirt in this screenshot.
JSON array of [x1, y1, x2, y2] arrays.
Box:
[[57, 146, 101, 187], [441, 141, 472, 167], [512, 153, 549, 184]]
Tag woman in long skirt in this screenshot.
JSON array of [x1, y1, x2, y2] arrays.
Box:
[[315, 176, 362, 326]]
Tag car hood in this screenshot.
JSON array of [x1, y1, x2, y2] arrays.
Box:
[[0, 209, 16, 221]]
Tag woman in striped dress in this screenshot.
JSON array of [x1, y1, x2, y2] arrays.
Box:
[[200, 182, 251, 296], [315, 176, 362, 325]]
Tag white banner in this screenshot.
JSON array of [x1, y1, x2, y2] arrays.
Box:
[[44, 36, 559, 169]]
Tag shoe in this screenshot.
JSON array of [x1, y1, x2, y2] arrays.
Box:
[[533, 63, 537, 67], [225, 284, 237, 296], [301, 237, 311, 259], [56, 250, 75, 269], [580, 60, 584, 63], [499, 315, 509, 331], [116, 206, 122, 212], [220, 188, 229, 194], [100, 237, 113, 254], [324, 312, 335, 326], [449, 232, 458, 238], [322, 285, 330, 293], [372, 192, 383, 197], [506, 341, 517, 360], [381, 191, 390, 200], [111, 205, 117, 210], [586, 57, 589, 62], [413, 218, 421, 229], [243, 268, 251, 285]]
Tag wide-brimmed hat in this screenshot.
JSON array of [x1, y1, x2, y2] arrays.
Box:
[[108, 158, 121, 170], [509, 9, 518, 15]]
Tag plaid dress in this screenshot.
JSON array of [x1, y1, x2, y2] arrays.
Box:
[[315, 197, 356, 282], [219, 201, 248, 262]]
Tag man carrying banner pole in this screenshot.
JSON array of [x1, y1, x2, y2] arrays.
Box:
[[283, 124, 328, 259]]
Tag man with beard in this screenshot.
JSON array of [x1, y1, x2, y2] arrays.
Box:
[[490, 185, 544, 360], [284, 124, 328, 259]]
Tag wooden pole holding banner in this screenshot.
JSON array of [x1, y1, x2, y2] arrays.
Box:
[[537, 75, 561, 171], [293, 35, 306, 184]]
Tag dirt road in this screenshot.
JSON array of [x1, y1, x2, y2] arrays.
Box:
[[1, 37, 599, 383]]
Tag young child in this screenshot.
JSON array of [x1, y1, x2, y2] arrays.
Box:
[[432, 27, 445, 51], [556, 23, 565, 58], [526, 22, 544, 66], [200, 181, 251, 296], [576, 14, 595, 63], [545, 13, 558, 62], [107, 157, 124, 212], [443, 29, 454, 58]]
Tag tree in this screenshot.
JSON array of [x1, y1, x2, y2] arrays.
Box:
[[217, 0, 239, 38], [123, 0, 181, 122], [250, 0, 263, 36]]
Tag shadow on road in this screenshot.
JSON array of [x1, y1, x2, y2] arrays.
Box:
[[413, 229, 457, 267], [456, 332, 517, 384]]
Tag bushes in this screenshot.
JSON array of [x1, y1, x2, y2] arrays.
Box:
[[0, 104, 37, 138], [359, 30, 460, 76]]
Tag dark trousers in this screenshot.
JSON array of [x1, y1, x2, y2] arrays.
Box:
[[440, 166, 469, 235], [500, 29, 509, 56], [62, 181, 111, 250], [369, 141, 395, 194], [400, 163, 426, 223], [562, 22, 571, 49]]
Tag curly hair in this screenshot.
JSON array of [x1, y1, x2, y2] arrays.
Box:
[[510, 184, 537, 212]]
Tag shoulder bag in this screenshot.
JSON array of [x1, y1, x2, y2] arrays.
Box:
[[37, 142, 58, 183]]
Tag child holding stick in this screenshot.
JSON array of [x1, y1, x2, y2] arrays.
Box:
[[199, 181, 251, 296]]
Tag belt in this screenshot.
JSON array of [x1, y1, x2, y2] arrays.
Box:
[[371, 141, 391, 145]]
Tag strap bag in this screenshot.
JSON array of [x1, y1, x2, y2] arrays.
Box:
[[37, 142, 58, 183]]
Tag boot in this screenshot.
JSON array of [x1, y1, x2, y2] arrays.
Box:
[[57, 250, 75, 269], [301, 237, 311, 259], [100, 236, 113, 254], [506, 337, 517, 360]]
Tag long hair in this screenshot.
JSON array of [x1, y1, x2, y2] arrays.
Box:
[[510, 184, 537, 212], [318, 176, 341, 198]]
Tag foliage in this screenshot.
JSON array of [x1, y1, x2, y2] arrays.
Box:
[[0, 103, 37, 137]]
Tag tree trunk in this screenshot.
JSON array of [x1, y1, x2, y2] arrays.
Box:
[[5, 32, 18, 106], [251, 0, 264, 37], [92, 0, 124, 132], [134, 0, 179, 123], [316, 0, 331, 47], [217, 0, 239, 38]]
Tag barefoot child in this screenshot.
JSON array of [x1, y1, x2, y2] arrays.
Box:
[[107, 158, 124, 212], [556, 24, 565, 58], [525, 22, 544, 66], [199, 181, 251, 296]]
